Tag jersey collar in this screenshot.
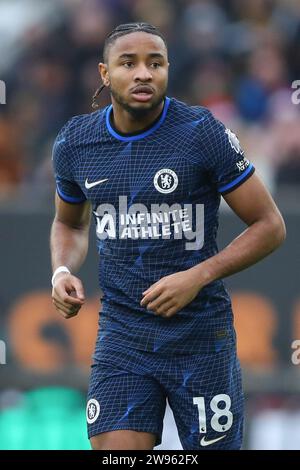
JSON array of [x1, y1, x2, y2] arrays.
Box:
[[105, 97, 170, 142]]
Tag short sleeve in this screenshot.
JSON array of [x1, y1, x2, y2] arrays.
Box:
[[52, 121, 86, 204], [201, 111, 255, 195]]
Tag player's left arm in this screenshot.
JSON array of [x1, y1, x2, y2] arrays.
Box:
[[195, 172, 286, 283], [141, 173, 286, 317]]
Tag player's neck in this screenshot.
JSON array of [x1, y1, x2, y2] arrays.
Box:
[[110, 99, 165, 134]]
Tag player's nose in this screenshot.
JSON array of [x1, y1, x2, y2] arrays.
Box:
[[133, 64, 152, 81]]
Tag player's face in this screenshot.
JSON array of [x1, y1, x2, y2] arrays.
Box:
[[99, 32, 169, 116]]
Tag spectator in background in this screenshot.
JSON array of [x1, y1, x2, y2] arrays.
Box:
[[0, 0, 300, 205]]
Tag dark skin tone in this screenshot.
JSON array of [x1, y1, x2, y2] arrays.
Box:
[[51, 31, 286, 321], [98, 32, 169, 134], [51, 31, 286, 450], [140, 174, 286, 317], [52, 171, 286, 319]]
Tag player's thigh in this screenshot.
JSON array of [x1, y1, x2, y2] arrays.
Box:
[[87, 361, 166, 449], [166, 348, 244, 450], [90, 429, 156, 450]]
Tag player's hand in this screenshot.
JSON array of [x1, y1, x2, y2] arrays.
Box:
[[140, 269, 202, 318], [52, 273, 85, 319]]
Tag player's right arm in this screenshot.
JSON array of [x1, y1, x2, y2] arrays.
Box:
[[51, 117, 91, 318], [50, 192, 92, 319]]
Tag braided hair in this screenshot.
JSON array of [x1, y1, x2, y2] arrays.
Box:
[[91, 22, 167, 109]]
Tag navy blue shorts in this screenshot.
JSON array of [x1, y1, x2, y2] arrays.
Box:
[[86, 345, 244, 450]]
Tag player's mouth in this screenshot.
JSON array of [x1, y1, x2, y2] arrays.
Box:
[[131, 85, 154, 103]]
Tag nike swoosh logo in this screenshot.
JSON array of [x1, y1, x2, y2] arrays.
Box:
[[200, 435, 226, 447], [85, 178, 108, 189]]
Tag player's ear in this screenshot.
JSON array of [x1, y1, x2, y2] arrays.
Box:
[[98, 63, 110, 87]]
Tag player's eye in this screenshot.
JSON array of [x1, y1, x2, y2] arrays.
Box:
[[123, 62, 134, 68], [151, 62, 161, 69]]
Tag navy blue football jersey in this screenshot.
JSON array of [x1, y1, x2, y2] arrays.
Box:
[[52, 97, 255, 355]]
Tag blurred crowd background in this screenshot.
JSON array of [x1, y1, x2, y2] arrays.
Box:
[[0, 0, 299, 451], [0, 0, 300, 207]]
